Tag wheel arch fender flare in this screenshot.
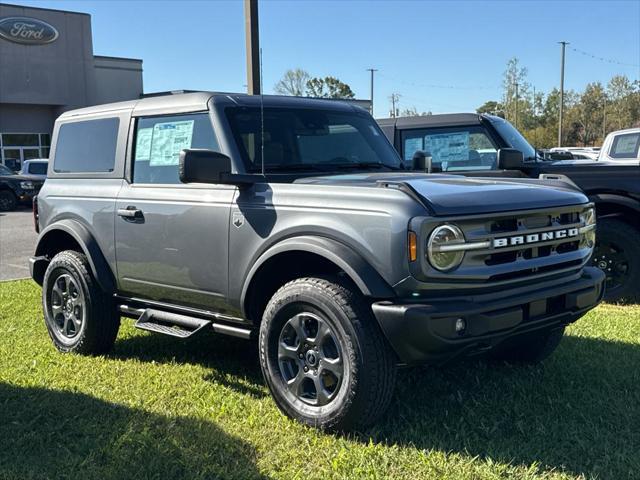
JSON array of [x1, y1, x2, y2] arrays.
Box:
[[590, 193, 640, 216], [34, 219, 116, 293], [240, 235, 396, 310]]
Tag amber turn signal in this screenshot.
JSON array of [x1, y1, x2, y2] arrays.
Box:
[[408, 231, 418, 262]]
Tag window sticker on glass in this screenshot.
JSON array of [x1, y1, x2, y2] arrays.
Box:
[[425, 132, 469, 163], [149, 120, 195, 166], [613, 134, 639, 156], [135, 128, 153, 161], [404, 137, 424, 161]]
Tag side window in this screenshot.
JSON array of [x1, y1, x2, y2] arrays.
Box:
[[53, 118, 119, 173], [609, 133, 640, 160], [133, 113, 218, 184], [402, 126, 497, 171]]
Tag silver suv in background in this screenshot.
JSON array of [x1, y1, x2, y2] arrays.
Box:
[[31, 92, 604, 430], [20, 159, 49, 180]]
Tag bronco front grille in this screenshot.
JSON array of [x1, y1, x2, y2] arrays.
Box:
[[419, 204, 594, 286]]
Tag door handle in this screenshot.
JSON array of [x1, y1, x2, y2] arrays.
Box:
[[117, 206, 143, 219]]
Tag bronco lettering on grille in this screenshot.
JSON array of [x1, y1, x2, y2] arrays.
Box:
[[493, 228, 579, 248]]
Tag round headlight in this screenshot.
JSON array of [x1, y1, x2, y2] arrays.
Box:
[[427, 224, 465, 271]]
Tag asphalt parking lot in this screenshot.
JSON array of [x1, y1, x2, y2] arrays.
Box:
[[0, 207, 38, 281]]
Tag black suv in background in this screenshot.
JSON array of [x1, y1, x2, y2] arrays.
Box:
[[0, 164, 43, 211], [378, 114, 640, 301]]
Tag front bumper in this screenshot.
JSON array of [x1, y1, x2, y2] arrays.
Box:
[[372, 267, 605, 365]]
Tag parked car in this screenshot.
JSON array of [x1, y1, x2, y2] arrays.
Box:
[[20, 159, 49, 179], [549, 147, 600, 161], [0, 163, 44, 211], [378, 114, 640, 301], [31, 93, 603, 430]]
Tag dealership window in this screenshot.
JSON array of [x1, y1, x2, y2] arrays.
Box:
[[53, 118, 120, 173], [0, 132, 52, 171], [133, 113, 218, 184], [402, 126, 498, 171]]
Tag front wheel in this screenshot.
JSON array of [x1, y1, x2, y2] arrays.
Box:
[[0, 190, 17, 211], [592, 217, 640, 303], [259, 277, 396, 431]]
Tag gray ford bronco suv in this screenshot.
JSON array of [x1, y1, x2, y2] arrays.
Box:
[[31, 92, 604, 430]]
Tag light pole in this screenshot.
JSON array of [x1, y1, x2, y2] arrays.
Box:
[[558, 41, 569, 146], [244, 0, 261, 95], [367, 68, 377, 115]]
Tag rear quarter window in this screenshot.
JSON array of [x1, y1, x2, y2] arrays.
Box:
[[53, 118, 119, 173], [609, 132, 640, 159]]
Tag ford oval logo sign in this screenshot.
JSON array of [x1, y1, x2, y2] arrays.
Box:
[[0, 16, 59, 45]]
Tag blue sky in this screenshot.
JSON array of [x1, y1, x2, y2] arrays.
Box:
[[14, 0, 640, 117]]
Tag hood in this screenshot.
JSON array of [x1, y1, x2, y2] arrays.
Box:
[[0, 173, 44, 183], [295, 173, 588, 216]]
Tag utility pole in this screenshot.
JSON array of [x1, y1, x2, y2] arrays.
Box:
[[558, 41, 569, 147], [389, 93, 400, 118], [514, 82, 519, 129], [602, 96, 607, 141], [367, 68, 377, 115], [244, 0, 261, 95]]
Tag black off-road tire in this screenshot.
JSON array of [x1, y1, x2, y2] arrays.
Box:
[[491, 327, 565, 363], [0, 190, 17, 211], [42, 250, 120, 355], [259, 276, 396, 431], [592, 217, 640, 303]]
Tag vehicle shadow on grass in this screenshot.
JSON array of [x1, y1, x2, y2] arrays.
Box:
[[111, 329, 268, 399], [111, 330, 640, 479], [368, 335, 640, 480], [0, 382, 268, 480]]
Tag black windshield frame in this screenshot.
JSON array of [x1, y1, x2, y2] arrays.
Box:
[[225, 106, 402, 173], [489, 117, 538, 162]]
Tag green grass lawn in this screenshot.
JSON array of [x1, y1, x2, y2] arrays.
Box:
[[1, 279, 639, 480]]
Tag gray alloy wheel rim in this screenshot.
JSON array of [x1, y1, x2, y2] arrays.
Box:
[[49, 273, 85, 339], [277, 312, 344, 407], [593, 242, 629, 294]]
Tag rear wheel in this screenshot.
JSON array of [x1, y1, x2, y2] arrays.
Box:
[[42, 250, 120, 355], [491, 327, 565, 363], [0, 190, 17, 211], [592, 217, 640, 302], [259, 277, 396, 430]]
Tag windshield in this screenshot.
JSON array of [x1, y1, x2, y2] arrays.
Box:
[[490, 117, 537, 161], [226, 107, 402, 173], [0, 165, 14, 176]]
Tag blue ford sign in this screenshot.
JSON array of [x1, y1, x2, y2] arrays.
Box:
[[0, 16, 59, 45]]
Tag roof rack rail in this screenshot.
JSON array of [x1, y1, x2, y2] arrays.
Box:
[[140, 90, 199, 98]]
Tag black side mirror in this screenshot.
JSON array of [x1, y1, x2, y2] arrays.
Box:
[[412, 150, 433, 173], [497, 148, 524, 170], [179, 149, 232, 184]]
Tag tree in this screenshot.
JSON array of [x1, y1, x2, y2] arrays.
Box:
[[274, 68, 310, 96], [476, 100, 504, 117], [607, 75, 639, 131], [305, 76, 355, 99], [400, 106, 432, 117], [501, 57, 533, 129], [568, 82, 606, 146]]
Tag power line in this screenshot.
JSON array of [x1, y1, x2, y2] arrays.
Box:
[[571, 47, 639, 68], [378, 72, 499, 91]]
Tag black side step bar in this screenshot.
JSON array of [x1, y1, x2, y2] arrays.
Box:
[[119, 305, 252, 340]]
